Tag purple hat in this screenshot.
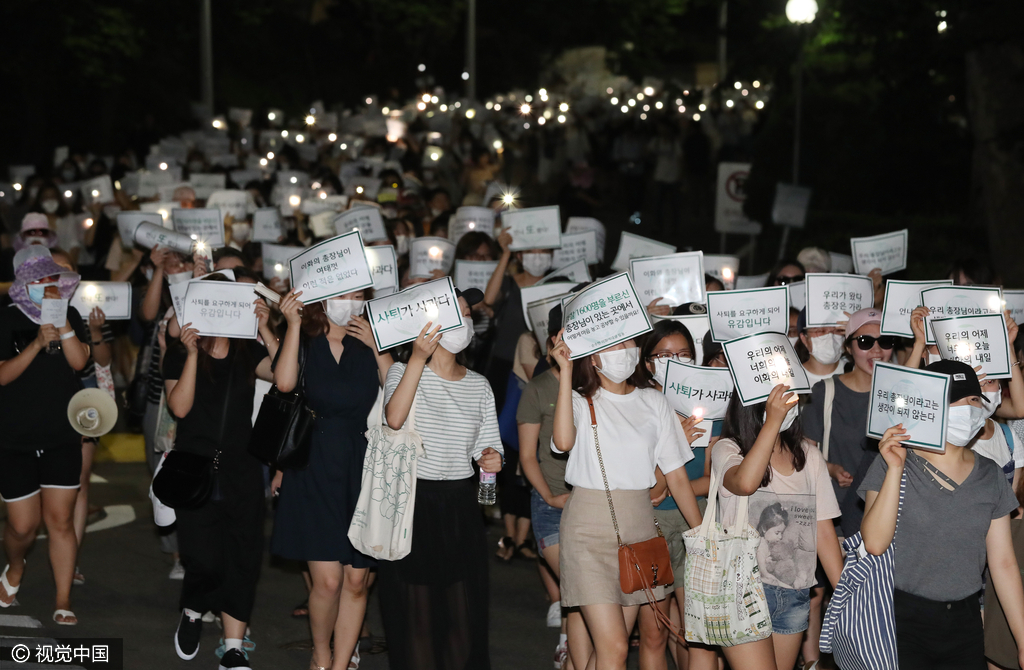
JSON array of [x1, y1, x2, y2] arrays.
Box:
[[10, 247, 80, 324], [14, 212, 58, 251]]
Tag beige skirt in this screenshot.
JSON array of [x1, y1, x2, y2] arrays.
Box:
[[560, 487, 666, 607]]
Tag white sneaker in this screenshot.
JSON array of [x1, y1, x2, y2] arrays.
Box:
[[202, 611, 217, 623], [168, 560, 185, 580], [546, 601, 561, 628]]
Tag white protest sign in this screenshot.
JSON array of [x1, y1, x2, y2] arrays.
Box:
[[181, 281, 259, 339], [553, 230, 598, 267], [703, 254, 741, 290], [261, 243, 298, 281], [522, 282, 577, 328], [449, 207, 496, 244], [561, 273, 652, 359], [252, 208, 283, 243], [365, 277, 464, 351], [206, 190, 249, 222], [309, 211, 336, 238], [116, 211, 164, 245], [829, 252, 854, 274], [662, 361, 734, 421], [867, 362, 950, 452], [139, 201, 177, 225], [722, 333, 811, 406], [540, 260, 591, 285], [134, 222, 196, 255], [70, 282, 132, 320], [454, 260, 499, 294], [289, 231, 373, 303], [172, 208, 225, 248], [930, 314, 1013, 379], [168, 279, 190, 324], [501, 206, 562, 251], [345, 177, 381, 200], [334, 207, 388, 242], [772, 183, 812, 228], [40, 298, 69, 327], [630, 252, 705, 308], [804, 273, 874, 327], [365, 245, 399, 293], [190, 173, 226, 199], [850, 229, 908, 276], [1005, 290, 1024, 326], [920, 285, 1003, 346], [138, 171, 177, 198], [707, 287, 790, 343], [81, 175, 114, 205], [714, 162, 761, 235], [566, 217, 606, 262], [610, 232, 677, 272], [528, 293, 568, 356], [735, 273, 770, 290], [653, 313, 711, 366], [880, 279, 954, 338], [409, 237, 456, 278]]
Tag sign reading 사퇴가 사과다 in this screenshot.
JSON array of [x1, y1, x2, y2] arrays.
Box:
[[365, 245, 399, 294], [364, 277, 464, 351], [560, 273, 651, 360], [867, 361, 950, 452], [662, 361, 734, 421]]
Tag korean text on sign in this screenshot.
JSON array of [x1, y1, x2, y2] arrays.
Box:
[[880, 279, 954, 338], [722, 332, 810, 406], [560, 272, 652, 360], [288, 231, 373, 303], [365, 277, 464, 351], [662, 361, 734, 421], [850, 229, 908, 276], [920, 285, 1003, 346], [629, 251, 705, 308], [706, 286, 789, 343], [866, 362, 950, 452], [930, 313, 1013, 379], [180, 281, 259, 339], [69, 282, 132, 320], [804, 273, 874, 327], [501, 205, 562, 251]]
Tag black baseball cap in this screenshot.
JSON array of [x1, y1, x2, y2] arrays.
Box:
[[925, 359, 982, 403], [455, 288, 484, 307]]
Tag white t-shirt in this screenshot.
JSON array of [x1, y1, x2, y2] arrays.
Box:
[[711, 438, 841, 590], [970, 420, 1022, 485], [553, 387, 693, 491], [802, 362, 842, 389]]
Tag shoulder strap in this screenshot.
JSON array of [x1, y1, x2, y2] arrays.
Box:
[[1000, 421, 1013, 446], [822, 376, 836, 461], [587, 395, 624, 547]]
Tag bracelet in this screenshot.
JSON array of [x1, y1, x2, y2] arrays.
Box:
[[60, 331, 76, 341]]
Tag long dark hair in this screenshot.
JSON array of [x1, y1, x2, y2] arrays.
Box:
[[571, 341, 652, 397], [720, 392, 806, 488], [639, 320, 695, 365]]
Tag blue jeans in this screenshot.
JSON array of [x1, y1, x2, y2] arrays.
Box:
[[530, 489, 562, 551], [762, 583, 810, 635]]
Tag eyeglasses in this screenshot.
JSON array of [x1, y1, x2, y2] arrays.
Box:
[[852, 335, 897, 351], [647, 352, 694, 363], [776, 274, 805, 285]]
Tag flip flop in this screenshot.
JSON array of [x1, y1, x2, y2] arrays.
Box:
[[349, 648, 360, 669], [0, 564, 21, 608], [53, 609, 77, 626]]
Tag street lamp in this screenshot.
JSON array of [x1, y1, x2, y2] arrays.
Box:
[[786, 0, 817, 24]]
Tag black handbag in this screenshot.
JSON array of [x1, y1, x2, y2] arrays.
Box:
[[248, 341, 315, 469]]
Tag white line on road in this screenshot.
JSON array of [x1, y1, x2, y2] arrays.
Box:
[[0, 615, 42, 628]]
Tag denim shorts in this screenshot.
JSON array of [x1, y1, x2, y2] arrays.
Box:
[[530, 489, 563, 551], [762, 583, 811, 635]]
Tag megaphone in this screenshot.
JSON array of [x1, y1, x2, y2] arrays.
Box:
[[67, 388, 118, 438]]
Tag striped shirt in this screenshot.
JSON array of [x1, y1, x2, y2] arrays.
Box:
[[384, 362, 503, 481]]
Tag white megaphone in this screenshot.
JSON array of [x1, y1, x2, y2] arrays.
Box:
[[67, 388, 118, 438]]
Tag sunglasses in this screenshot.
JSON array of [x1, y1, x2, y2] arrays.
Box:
[[851, 335, 897, 351], [776, 274, 804, 285]]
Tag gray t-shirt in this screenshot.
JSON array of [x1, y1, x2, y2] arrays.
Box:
[[802, 377, 877, 536], [516, 369, 569, 496], [858, 451, 1018, 602]]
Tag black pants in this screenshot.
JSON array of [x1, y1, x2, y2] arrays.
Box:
[[894, 588, 985, 670]]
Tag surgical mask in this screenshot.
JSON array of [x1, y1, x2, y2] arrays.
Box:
[[595, 347, 639, 384], [982, 389, 1003, 419], [788, 336, 799, 347], [652, 358, 670, 387], [395, 235, 410, 255], [166, 271, 192, 285], [231, 223, 252, 244], [764, 403, 800, 433], [946, 404, 987, 447], [28, 281, 57, 305], [324, 299, 364, 326], [41, 199, 59, 214], [809, 333, 844, 366], [439, 319, 474, 354], [522, 253, 553, 277], [144, 267, 154, 281], [926, 351, 942, 366]]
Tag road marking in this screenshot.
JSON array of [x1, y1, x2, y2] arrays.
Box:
[[0, 615, 42, 628], [88, 473, 108, 484], [85, 505, 136, 534]]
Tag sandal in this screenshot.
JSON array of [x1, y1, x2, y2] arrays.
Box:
[[0, 563, 21, 608], [350, 647, 360, 669], [309, 658, 329, 670], [73, 567, 85, 586], [53, 609, 78, 626], [495, 536, 514, 562], [292, 599, 309, 618]]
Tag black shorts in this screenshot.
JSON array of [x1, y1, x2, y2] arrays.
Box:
[[0, 447, 82, 503]]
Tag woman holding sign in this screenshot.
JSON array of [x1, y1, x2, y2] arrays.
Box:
[[270, 288, 393, 670], [860, 361, 1024, 669], [550, 333, 703, 670]]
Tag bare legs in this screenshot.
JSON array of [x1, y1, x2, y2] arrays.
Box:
[[308, 561, 370, 670]]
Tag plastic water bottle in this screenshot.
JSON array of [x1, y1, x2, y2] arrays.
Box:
[[478, 471, 497, 505]]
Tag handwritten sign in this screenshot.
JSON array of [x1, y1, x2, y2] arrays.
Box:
[[527, 293, 569, 356], [252, 208, 283, 243], [540, 260, 591, 285], [1004, 290, 1024, 326], [70, 282, 132, 320], [449, 207, 496, 244], [930, 314, 1013, 379], [920, 285, 1003, 346], [334, 207, 388, 242], [40, 298, 69, 327], [722, 333, 811, 406], [172, 208, 225, 248], [288, 231, 373, 303], [261, 243, 298, 281], [206, 190, 249, 222], [707, 287, 790, 343], [804, 273, 874, 327], [561, 273, 652, 359], [81, 175, 114, 205], [662, 361, 734, 420], [867, 362, 949, 452], [653, 314, 711, 366], [610, 231, 676, 272], [703, 254, 741, 290], [850, 229, 908, 276], [365, 245, 399, 294], [116, 211, 164, 245], [134, 222, 195, 255], [880, 279, 954, 338], [365, 277, 464, 350], [501, 205, 562, 251], [630, 252, 705, 308], [181, 281, 259, 339], [521, 282, 577, 328], [553, 230, 598, 267], [409, 237, 455, 278], [454, 260, 499, 294], [566, 217, 606, 262]]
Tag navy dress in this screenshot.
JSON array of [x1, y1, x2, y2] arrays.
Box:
[[271, 334, 378, 567]]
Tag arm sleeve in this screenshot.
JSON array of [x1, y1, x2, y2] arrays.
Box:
[[801, 381, 826, 443], [993, 465, 1021, 519], [474, 381, 504, 459], [709, 438, 743, 500], [516, 380, 542, 424], [856, 454, 888, 501], [653, 393, 693, 474], [383, 362, 407, 406]]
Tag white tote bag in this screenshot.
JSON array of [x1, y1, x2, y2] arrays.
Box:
[[348, 389, 425, 561], [682, 466, 773, 647]]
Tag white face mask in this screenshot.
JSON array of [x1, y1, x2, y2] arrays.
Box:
[[41, 199, 59, 214], [926, 351, 942, 366], [788, 336, 800, 347], [439, 318, 474, 353], [27, 281, 57, 305], [143, 267, 154, 281], [946, 404, 987, 447], [596, 347, 639, 384], [166, 271, 192, 285], [764, 402, 800, 433], [809, 333, 844, 366], [652, 358, 671, 387], [324, 299, 364, 326], [395, 235, 410, 255], [522, 253, 553, 277], [231, 222, 252, 243], [982, 388, 1002, 419]]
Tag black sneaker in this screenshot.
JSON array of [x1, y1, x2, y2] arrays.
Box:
[[174, 609, 202, 660], [218, 648, 251, 669]]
